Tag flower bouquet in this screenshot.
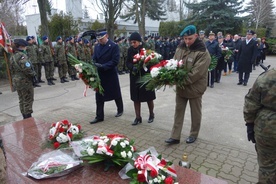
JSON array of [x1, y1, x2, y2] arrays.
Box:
[[47, 119, 84, 149], [221, 47, 233, 62], [119, 147, 178, 184], [70, 133, 135, 169], [27, 149, 83, 179], [132, 48, 162, 75], [139, 59, 189, 91], [67, 53, 104, 96], [208, 55, 218, 71]]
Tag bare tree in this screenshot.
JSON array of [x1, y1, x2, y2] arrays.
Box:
[[246, 0, 275, 30], [88, 0, 124, 40]]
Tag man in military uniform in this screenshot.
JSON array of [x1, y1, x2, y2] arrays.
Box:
[[83, 39, 92, 63], [40, 36, 55, 85], [54, 36, 69, 83], [243, 67, 276, 184], [31, 36, 44, 83], [66, 36, 79, 81], [148, 35, 155, 51], [122, 37, 129, 73], [117, 38, 125, 75], [165, 25, 211, 144], [77, 38, 86, 62], [10, 39, 36, 119], [199, 30, 208, 43], [26, 36, 41, 87]]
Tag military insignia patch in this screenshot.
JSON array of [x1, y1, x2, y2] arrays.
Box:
[[25, 62, 31, 67]]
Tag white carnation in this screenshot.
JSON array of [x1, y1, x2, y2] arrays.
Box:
[[153, 178, 159, 183], [56, 133, 68, 143], [90, 77, 95, 81], [120, 151, 127, 158], [69, 125, 79, 134], [87, 148, 95, 156], [127, 151, 132, 158], [49, 127, 57, 136], [111, 140, 118, 146], [124, 140, 129, 145], [150, 67, 160, 78], [120, 142, 126, 148]]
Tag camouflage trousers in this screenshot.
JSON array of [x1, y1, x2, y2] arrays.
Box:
[[33, 63, 42, 80], [118, 56, 124, 72], [58, 62, 68, 79], [44, 62, 53, 79], [67, 62, 77, 76], [17, 84, 34, 115], [50, 61, 55, 78], [255, 134, 276, 184], [0, 149, 7, 184]]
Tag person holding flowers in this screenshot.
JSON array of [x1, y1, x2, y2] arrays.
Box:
[[126, 32, 156, 125], [165, 25, 211, 144]]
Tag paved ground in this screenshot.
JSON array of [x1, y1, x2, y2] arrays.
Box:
[[0, 56, 275, 183]]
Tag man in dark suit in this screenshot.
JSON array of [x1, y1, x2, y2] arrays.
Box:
[[90, 29, 124, 124], [237, 30, 258, 86]]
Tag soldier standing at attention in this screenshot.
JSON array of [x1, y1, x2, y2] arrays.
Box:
[[66, 36, 79, 81], [31, 36, 44, 83], [41, 36, 55, 85], [54, 36, 69, 83], [243, 68, 276, 184], [83, 39, 92, 63], [77, 38, 86, 62], [10, 39, 36, 119], [117, 38, 125, 75], [26, 36, 41, 87], [165, 25, 211, 144]]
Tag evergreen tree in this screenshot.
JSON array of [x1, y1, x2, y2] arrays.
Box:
[[83, 6, 89, 18], [121, 0, 167, 39], [185, 0, 244, 35]]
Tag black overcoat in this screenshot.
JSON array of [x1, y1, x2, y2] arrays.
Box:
[[93, 39, 122, 102], [126, 43, 156, 102], [237, 39, 258, 73]]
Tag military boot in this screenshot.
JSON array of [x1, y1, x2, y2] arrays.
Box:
[[71, 75, 75, 81], [60, 78, 65, 83], [50, 79, 55, 85], [73, 75, 79, 80], [63, 77, 69, 82], [47, 79, 52, 85], [38, 78, 45, 83]]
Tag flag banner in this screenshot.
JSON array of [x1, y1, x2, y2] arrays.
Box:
[[0, 22, 12, 53]]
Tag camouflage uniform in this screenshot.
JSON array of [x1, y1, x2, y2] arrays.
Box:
[[244, 68, 276, 184], [84, 45, 92, 63], [122, 40, 129, 72], [10, 50, 36, 118], [148, 37, 155, 51], [54, 42, 68, 81], [118, 41, 124, 73], [26, 43, 41, 87], [33, 43, 43, 82], [77, 43, 86, 62], [66, 42, 78, 79], [41, 42, 54, 84]]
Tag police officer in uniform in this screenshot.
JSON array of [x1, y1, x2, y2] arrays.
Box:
[[243, 67, 276, 184], [10, 39, 36, 119]]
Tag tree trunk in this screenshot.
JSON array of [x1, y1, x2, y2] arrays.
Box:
[[37, 0, 50, 37], [107, 0, 115, 41], [140, 0, 146, 40]]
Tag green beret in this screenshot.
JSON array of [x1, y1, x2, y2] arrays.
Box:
[[180, 25, 197, 37]]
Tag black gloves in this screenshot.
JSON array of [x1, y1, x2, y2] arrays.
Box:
[[246, 123, 256, 143], [94, 63, 103, 68]]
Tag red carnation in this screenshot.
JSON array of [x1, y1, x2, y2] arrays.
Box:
[[53, 142, 60, 149], [59, 127, 64, 133], [164, 176, 174, 184], [51, 123, 56, 127], [137, 173, 146, 182], [62, 119, 69, 125], [160, 159, 167, 165], [68, 132, 73, 139], [77, 124, 81, 131], [49, 135, 54, 140], [150, 169, 158, 178]]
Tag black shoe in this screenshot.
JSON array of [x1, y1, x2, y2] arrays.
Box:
[[186, 136, 196, 144], [39, 79, 45, 83], [210, 84, 214, 88], [74, 75, 79, 80], [132, 117, 142, 125], [237, 82, 243, 85], [0, 91, 2, 95], [148, 114, 154, 123], [51, 77, 57, 81], [23, 113, 32, 119], [115, 111, 123, 117], [34, 83, 41, 87], [63, 77, 69, 82], [50, 80, 55, 85], [61, 78, 65, 83], [165, 138, 180, 144], [243, 83, 247, 86], [47, 79, 52, 85], [71, 76, 75, 81], [89, 118, 104, 124]]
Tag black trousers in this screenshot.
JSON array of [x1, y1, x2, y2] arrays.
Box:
[[239, 72, 250, 84], [96, 97, 123, 119]]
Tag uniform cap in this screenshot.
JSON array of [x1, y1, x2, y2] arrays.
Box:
[[68, 36, 73, 41], [218, 36, 224, 39], [26, 36, 32, 41], [77, 37, 83, 42], [56, 36, 62, 41], [180, 25, 197, 37], [209, 31, 215, 36], [14, 39, 28, 47], [96, 29, 107, 40], [199, 30, 205, 35], [247, 30, 255, 35], [42, 36, 48, 41]]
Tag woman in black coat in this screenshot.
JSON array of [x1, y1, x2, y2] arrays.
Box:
[[126, 32, 156, 125]]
